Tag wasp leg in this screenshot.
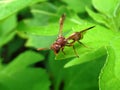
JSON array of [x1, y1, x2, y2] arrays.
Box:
[[61, 47, 66, 55], [66, 43, 79, 58], [72, 45, 79, 58], [77, 41, 88, 48]]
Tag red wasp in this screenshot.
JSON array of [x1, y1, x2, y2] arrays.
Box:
[[38, 14, 95, 57]]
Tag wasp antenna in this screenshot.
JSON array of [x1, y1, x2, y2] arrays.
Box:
[[87, 25, 95, 30], [59, 13, 66, 37], [80, 25, 95, 33]]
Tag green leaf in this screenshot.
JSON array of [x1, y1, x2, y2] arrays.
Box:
[[0, 68, 50, 90], [64, 47, 107, 68], [46, 51, 65, 90], [92, 0, 120, 16], [63, 57, 105, 90], [17, 21, 61, 36], [25, 34, 56, 49], [99, 36, 120, 90], [29, 2, 58, 26], [0, 15, 17, 47], [30, 2, 57, 16], [86, 6, 120, 32], [0, 15, 17, 35], [0, 31, 16, 47], [86, 7, 109, 28], [88, 0, 120, 31], [114, 2, 120, 31], [62, 0, 92, 13], [17, 3, 84, 36], [0, 0, 46, 20], [17, 15, 82, 36], [1, 50, 44, 75], [47, 51, 106, 90]]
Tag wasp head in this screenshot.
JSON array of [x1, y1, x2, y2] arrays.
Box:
[[50, 44, 61, 54]]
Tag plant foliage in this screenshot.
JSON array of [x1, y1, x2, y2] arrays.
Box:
[[0, 0, 120, 90]]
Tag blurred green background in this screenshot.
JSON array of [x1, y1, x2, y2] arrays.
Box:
[[0, 0, 120, 90]]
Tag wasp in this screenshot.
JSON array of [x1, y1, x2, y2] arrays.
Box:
[[38, 14, 95, 57]]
